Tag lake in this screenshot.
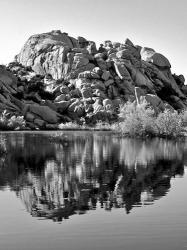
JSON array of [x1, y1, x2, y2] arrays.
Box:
[[0, 131, 187, 250]]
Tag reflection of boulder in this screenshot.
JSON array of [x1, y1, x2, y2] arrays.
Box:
[[0, 133, 186, 220]]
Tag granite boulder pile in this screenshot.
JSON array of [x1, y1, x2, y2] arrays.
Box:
[[0, 30, 186, 129]]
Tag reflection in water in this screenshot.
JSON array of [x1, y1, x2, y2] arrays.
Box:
[[0, 132, 186, 222]]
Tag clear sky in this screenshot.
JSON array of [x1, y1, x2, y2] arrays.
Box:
[[0, 0, 187, 79]]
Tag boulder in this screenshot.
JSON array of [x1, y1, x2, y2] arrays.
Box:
[[152, 53, 171, 68], [25, 112, 35, 122], [173, 74, 185, 87], [91, 80, 106, 91], [101, 70, 111, 81], [34, 118, 45, 127], [78, 70, 100, 79], [28, 104, 60, 123], [69, 88, 81, 98], [92, 67, 102, 76], [114, 62, 132, 81], [182, 85, 187, 95], [135, 86, 168, 112], [169, 95, 186, 110], [60, 85, 69, 94], [17, 30, 78, 79], [86, 110, 109, 123], [105, 79, 114, 87], [93, 99, 104, 113], [95, 58, 108, 70], [68, 100, 85, 117], [45, 124, 59, 130], [93, 89, 107, 99], [54, 94, 66, 102], [124, 38, 134, 46], [81, 87, 93, 98], [72, 54, 89, 69], [55, 100, 70, 113], [0, 66, 17, 93], [116, 80, 134, 95], [103, 99, 113, 107], [107, 85, 119, 99], [140, 47, 155, 62], [145, 94, 165, 112], [133, 68, 154, 90], [67, 63, 95, 80]]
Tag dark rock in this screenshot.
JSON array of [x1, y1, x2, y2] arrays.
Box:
[[34, 118, 45, 127], [55, 100, 70, 113], [28, 104, 60, 123]]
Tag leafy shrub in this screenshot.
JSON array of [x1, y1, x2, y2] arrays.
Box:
[[94, 121, 113, 131], [118, 99, 185, 138], [0, 110, 26, 130], [58, 122, 85, 130], [154, 110, 184, 137], [118, 99, 155, 137]]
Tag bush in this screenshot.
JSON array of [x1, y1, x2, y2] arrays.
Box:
[[118, 99, 155, 137], [94, 121, 113, 131], [58, 122, 85, 130], [0, 110, 26, 130], [118, 99, 185, 138], [154, 110, 184, 137]]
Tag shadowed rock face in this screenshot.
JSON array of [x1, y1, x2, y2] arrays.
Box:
[[17, 30, 78, 79]]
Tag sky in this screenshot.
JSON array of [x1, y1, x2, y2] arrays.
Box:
[[0, 0, 187, 79]]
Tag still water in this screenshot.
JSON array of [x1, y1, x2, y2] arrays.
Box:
[[0, 131, 187, 250]]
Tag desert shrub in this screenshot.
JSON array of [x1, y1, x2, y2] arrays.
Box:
[[0, 110, 26, 130], [118, 100, 185, 138], [94, 121, 113, 131], [58, 121, 115, 131], [58, 122, 84, 130], [153, 110, 184, 137], [118, 99, 155, 137]]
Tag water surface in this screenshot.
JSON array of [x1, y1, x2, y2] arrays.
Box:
[[0, 131, 187, 250]]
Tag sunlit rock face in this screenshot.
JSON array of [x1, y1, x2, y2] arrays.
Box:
[[17, 30, 78, 80], [0, 133, 186, 221]]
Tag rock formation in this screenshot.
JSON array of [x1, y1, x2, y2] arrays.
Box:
[[0, 29, 186, 129]]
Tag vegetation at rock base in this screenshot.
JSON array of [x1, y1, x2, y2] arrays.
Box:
[[0, 110, 26, 130], [58, 121, 114, 131], [117, 99, 186, 138]]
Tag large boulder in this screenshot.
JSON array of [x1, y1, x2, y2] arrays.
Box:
[[141, 48, 171, 69], [24, 104, 61, 124], [0, 66, 17, 94], [17, 30, 78, 79], [140, 47, 155, 62]]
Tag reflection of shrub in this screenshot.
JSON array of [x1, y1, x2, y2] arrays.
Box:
[[118, 100, 185, 138], [0, 110, 26, 130]]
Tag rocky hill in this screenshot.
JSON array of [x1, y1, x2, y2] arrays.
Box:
[[0, 29, 187, 129]]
